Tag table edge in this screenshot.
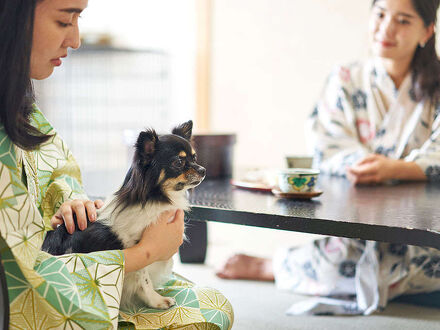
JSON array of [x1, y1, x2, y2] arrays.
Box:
[[187, 206, 440, 250]]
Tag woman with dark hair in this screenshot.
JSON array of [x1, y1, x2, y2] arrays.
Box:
[[312, 0, 440, 182], [0, 0, 233, 328], [0, 0, 52, 150], [218, 0, 440, 316]]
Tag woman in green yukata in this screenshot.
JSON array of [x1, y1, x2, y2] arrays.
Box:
[[0, 0, 233, 329], [218, 0, 440, 316]]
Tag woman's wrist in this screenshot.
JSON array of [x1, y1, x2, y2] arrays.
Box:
[[123, 243, 157, 273], [392, 160, 426, 181]]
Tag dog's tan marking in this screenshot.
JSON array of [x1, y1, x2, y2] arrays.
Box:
[[186, 168, 198, 176], [162, 174, 187, 191], [157, 169, 166, 184], [179, 151, 187, 158]]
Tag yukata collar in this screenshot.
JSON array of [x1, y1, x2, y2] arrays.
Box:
[[371, 57, 411, 98]]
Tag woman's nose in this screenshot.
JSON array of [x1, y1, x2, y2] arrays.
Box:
[[380, 17, 396, 38], [63, 25, 81, 50]]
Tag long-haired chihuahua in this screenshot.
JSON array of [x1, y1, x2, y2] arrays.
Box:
[[42, 120, 206, 309]]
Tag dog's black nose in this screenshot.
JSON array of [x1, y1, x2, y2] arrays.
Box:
[[197, 166, 206, 177]]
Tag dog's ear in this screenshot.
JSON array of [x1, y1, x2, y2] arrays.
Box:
[[135, 129, 158, 165], [172, 120, 193, 141]]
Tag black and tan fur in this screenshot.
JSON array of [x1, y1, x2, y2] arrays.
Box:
[[42, 120, 206, 309]]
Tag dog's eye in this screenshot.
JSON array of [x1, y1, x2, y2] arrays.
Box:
[[172, 157, 185, 168], [192, 154, 197, 162]]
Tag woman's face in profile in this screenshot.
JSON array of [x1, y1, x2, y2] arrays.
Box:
[[31, 0, 88, 80], [369, 0, 431, 63]]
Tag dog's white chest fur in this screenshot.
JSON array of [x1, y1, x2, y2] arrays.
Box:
[[97, 191, 189, 309]]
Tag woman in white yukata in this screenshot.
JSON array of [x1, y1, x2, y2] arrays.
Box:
[[217, 0, 440, 316]]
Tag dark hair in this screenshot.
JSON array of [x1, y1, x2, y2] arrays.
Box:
[[373, 0, 440, 105], [0, 0, 52, 151]]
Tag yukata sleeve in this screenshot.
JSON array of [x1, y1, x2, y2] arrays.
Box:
[[308, 66, 370, 176], [38, 138, 90, 229], [30, 109, 90, 228], [0, 140, 125, 329], [405, 107, 440, 182]]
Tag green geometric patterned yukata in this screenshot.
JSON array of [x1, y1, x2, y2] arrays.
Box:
[[0, 105, 233, 329]]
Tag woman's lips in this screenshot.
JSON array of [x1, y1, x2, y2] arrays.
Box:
[[378, 40, 396, 48], [50, 58, 62, 66]]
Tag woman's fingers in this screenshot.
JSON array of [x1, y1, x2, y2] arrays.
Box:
[[60, 205, 75, 234], [94, 199, 104, 209], [50, 199, 100, 233], [348, 162, 378, 176], [158, 209, 178, 223], [72, 200, 87, 231], [170, 210, 185, 246], [355, 154, 379, 165], [85, 200, 97, 222], [50, 214, 64, 229], [347, 168, 379, 184], [353, 174, 379, 185], [160, 209, 185, 251], [173, 209, 185, 226], [347, 165, 380, 184], [134, 209, 185, 263], [346, 170, 358, 185]]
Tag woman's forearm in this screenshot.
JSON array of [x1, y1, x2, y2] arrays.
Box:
[[123, 245, 155, 273], [393, 160, 427, 181]]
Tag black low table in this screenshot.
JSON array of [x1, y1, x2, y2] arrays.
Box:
[[187, 176, 440, 249]]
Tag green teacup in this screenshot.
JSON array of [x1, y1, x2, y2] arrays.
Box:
[[277, 168, 320, 193]]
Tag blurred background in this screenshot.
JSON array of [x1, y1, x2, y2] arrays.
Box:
[[34, 0, 197, 197], [33, 0, 440, 265], [33, 0, 375, 196]]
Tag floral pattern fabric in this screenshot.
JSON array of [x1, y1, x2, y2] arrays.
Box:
[[273, 238, 440, 315], [308, 58, 440, 181], [273, 59, 440, 315], [0, 106, 233, 329]]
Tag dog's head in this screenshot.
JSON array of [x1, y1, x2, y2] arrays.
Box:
[[116, 120, 206, 208]]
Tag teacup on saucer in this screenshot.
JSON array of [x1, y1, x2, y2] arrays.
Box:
[[276, 168, 320, 194]]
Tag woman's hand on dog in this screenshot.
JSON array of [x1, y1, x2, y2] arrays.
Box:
[[123, 209, 185, 273], [50, 199, 105, 234]]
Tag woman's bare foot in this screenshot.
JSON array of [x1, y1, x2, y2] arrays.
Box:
[[216, 254, 274, 281]]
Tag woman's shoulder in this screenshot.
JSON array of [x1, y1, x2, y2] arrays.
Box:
[[30, 105, 73, 160], [30, 104, 56, 136], [0, 104, 54, 140], [0, 105, 60, 170]]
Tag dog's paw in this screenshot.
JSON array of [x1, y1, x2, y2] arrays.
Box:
[[150, 296, 176, 309]]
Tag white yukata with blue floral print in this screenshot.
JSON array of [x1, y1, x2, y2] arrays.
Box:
[[273, 59, 440, 316]]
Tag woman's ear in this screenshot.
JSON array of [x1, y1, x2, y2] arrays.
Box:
[[421, 23, 435, 47]]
